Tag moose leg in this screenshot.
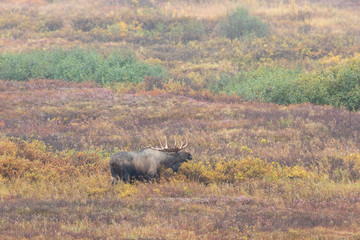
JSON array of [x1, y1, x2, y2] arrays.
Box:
[[122, 171, 130, 183], [111, 177, 118, 185], [143, 175, 151, 183], [152, 171, 160, 184], [110, 167, 119, 185], [155, 174, 161, 184]]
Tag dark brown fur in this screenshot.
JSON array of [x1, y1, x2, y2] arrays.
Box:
[[110, 148, 192, 184]]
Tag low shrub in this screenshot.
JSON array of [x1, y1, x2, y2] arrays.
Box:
[[177, 157, 311, 184], [343, 154, 360, 181], [41, 17, 64, 32], [0, 13, 22, 30], [160, 18, 207, 43], [179, 19, 206, 42], [210, 67, 303, 105], [71, 16, 116, 32], [0, 136, 107, 182], [210, 59, 360, 111], [327, 60, 360, 111], [322, 154, 360, 182], [215, 7, 269, 40], [0, 49, 166, 84]]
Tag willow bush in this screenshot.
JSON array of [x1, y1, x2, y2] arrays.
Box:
[[211, 59, 360, 111], [0, 49, 166, 84]]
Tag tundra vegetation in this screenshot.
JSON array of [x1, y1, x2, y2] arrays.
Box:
[[0, 0, 360, 239]]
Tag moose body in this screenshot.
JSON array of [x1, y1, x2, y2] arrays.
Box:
[[110, 148, 192, 184]]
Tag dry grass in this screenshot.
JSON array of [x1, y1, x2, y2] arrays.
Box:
[[0, 80, 360, 238]]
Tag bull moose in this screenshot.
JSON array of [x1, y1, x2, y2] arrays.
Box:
[[110, 137, 192, 184]]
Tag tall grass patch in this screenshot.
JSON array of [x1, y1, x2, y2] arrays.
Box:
[[0, 49, 166, 84]]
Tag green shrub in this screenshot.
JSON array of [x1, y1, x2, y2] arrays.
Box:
[[298, 59, 360, 110], [211, 67, 303, 105], [0, 49, 166, 84], [327, 60, 360, 111], [181, 19, 206, 42], [149, 17, 206, 43], [210, 59, 360, 111], [216, 7, 269, 40], [168, 20, 205, 43]]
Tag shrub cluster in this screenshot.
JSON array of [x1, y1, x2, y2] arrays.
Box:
[[0, 49, 166, 84], [0, 136, 106, 182], [71, 16, 116, 32], [211, 59, 360, 111], [322, 154, 360, 182], [177, 157, 310, 184], [216, 7, 269, 39]]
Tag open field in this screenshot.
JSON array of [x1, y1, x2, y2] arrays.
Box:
[[0, 0, 360, 239], [1, 80, 360, 239]]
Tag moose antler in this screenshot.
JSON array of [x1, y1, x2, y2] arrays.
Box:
[[151, 136, 188, 152]]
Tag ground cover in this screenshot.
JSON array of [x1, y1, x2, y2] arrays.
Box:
[[0, 0, 360, 238], [0, 80, 360, 238]]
